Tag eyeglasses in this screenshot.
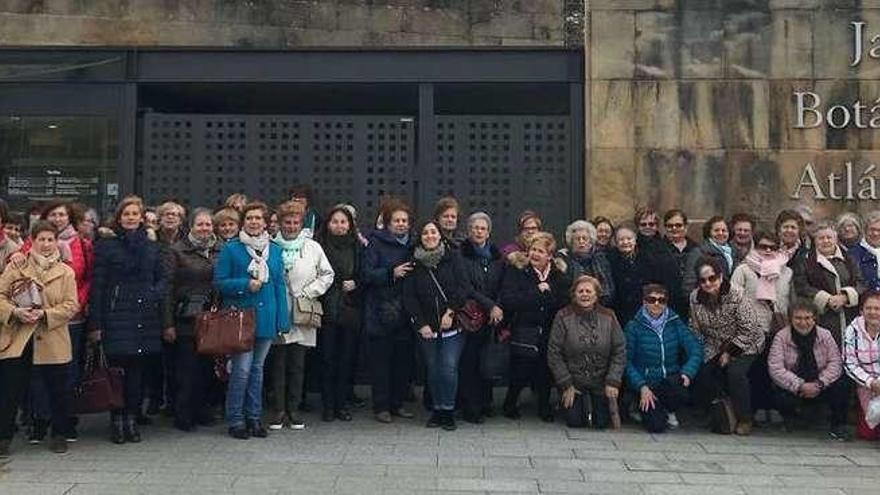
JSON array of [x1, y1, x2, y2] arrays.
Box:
[[698, 274, 720, 285], [665, 223, 684, 229], [643, 296, 667, 304], [639, 222, 657, 228], [756, 243, 778, 252]]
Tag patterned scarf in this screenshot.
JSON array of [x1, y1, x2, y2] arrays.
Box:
[[239, 230, 270, 283], [30, 249, 61, 281], [414, 242, 446, 270], [56, 224, 78, 263], [188, 231, 217, 259], [641, 306, 669, 338], [744, 249, 787, 302], [273, 231, 307, 270], [709, 239, 733, 272]]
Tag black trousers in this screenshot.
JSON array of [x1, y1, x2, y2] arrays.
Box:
[[0, 340, 71, 440], [749, 349, 775, 411], [458, 329, 491, 416], [144, 342, 175, 411], [503, 351, 551, 416], [268, 342, 307, 416], [368, 333, 413, 413], [640, 378, 690, 433], [694, 355, 755, 421], [109, 354, 147, 417], [562, 390, 610, 429], [772, 380, 849, 428], [320, 323, 355, 413], [173, 336, 214, 425]]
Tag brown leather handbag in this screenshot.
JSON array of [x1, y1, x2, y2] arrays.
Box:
[[73, 345, 124, 414], [194, 306, 256, 356]]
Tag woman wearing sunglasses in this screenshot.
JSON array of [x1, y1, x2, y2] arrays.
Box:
[[623, 284, 702, 433], [690, 257, 764, 435], [731, 231, 793, 424]]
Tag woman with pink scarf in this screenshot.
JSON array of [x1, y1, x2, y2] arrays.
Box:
[[731, 230, 793, 424], [9, 200, 93, 442]]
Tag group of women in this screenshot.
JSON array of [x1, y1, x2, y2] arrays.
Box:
[[3, 193, 880, 459]]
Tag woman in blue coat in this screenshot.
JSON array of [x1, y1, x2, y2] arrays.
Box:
[[89, 195, 168, 444], [214, 201, 290, 439], [624, 284, 702, 433]]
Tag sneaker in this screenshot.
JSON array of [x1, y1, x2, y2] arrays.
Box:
[[768, 409, 784, 424], [666, 412, 680, 429], [391, 407, 414, 419], [441, 411, 457, 431], [753, 409, 768, 424], [27, 421, 47, 445], [335, 409, 353, 422], [268, 412, 285, 431], [288, 417, 306, 430], [49, 437, 68, 454], [375, 411, 393, 424], [65, 426, 78, 443], [829, 425, 851, 442]]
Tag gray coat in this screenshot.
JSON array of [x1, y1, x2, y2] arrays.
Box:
[[547, 305, 626, 393]]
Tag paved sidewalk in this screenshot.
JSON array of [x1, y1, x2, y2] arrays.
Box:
[[1, 405, 879, 495]]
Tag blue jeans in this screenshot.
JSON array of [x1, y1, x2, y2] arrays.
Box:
[[226, 338, 273, 428], [30, 322, 83, 421], [420, 332, 464, 411]]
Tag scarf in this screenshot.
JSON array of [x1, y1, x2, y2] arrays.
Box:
[[792, 326, 819, 382], [273, 232, 307, 270], [861, 239, 880, 281], [470, 241, 492, 260], [572, 249, 594, 271], [781, 240, 801, 262], [188, 231, 217, 259], [56, 224, 77, 263], [239, 230, 271, 283], [641, 306, 668, 338], [120, 227, 149, 273], [708, 239, 733, 272], [394, 232, 410, 246], [533, 262, 551, 282], [324, 234, 356, 280], [414, 242, 446, 270], [30, 249, 61, 281], [744, 249, 787, 303]]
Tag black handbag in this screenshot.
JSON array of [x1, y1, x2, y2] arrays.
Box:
[[481, 330, 510, 383]]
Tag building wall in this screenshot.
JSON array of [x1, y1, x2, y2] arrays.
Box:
[[0, 0, 573, 47], [586, 0, 880, 224]]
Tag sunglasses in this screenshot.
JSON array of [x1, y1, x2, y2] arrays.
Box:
[[756, 243, 778, 251], [665, 223, 684, 229], [698, 274, 720, 285], [643, 296, 667, 304], [639, 222, 657, 227]]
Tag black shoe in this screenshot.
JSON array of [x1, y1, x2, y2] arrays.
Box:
[[502, 406, 521, 420], [0, 439, 10, 457], [110, 415, 125, 444], [65, 425, 78, 443], [482, 406, 496, 418], [829, 425, 851, 442], [135, 413, 153, 426], [123, 416, 141, 443], [462, 411, 484, 424], [426, 412, 442, 428], [335, 409, 353, 422], [49, 436, 68, 454], [322, 410, 335, 422], [27, 420, 48, 445], [247, 420, 268, 438], [391, 407, 414, 419], [228, 426, 250, 440], [348, 396, 367, 410], [196, 413, 217, 427], [441, 411, 457, 431], [539, 409, 555, 423]]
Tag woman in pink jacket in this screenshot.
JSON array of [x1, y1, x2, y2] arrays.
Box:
[[9, 200, 93, 443], [843, 291, 880, 441], [767, 300, 847, 440]]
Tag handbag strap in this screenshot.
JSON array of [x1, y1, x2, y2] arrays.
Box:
[[428, 269, 449, 304]]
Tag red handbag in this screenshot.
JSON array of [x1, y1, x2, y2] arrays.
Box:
[[73, 345, 124, 414], [456, 299, 489, 333], [195, 306, 256, 356]]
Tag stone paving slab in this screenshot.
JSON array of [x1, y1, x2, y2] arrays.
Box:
[[2, 406, 880, 495]]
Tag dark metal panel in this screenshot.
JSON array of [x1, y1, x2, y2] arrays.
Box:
[[0, 84, 124, 114], [117, 84, 138, 198], [569, 83, 585, 221]]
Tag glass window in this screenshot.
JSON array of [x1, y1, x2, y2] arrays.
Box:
[[0, 115, 118, 216]]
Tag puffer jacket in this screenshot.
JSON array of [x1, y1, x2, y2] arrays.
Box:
[[459, 241, 504, 315], [163, 236, 222, 337], [848, 241, 880, 292], [361, 228, 414, 338], [623, 308, 702, 392], [768, 325, 841, 394], [89, 226, 167, 356], [547, 305, 626, 393]]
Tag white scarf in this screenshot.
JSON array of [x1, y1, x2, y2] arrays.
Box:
[[239, 230, 271, 283], [861, 239, 880, 281]]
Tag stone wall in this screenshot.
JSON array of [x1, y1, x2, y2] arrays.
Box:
[[0, 0, 568, 46], [585, 0, 880, 227]]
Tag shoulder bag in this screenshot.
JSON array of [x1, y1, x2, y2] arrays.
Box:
[[294, 295, 323, 328], [194, 305, 256, 355], [73, 345, 125, 414]]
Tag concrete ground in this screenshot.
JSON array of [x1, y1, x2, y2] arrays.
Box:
[[1, 398, 879, 495]]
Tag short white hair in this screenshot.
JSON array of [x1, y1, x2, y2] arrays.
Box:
[[565, 220, 597, 248], [467, 212, 492, 233]]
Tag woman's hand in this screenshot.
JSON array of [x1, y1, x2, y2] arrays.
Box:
[[418, 325, 435, 339], [718, 352, 731, 368], [88, 330, 102, 343], [605, 385, 619, 400], [393, 262, 413, 280], [342, 280, 357, 292], [561, 386, 578, 409], [537, 282, 551, 293], [247, 279, 263, 293], [9, 252, 26, 269], [639, 386, 656, 412], [680, 374, 691, 388], [489, 306, 504, 325], [162, 327, 177, 344], [870, 379, 880, 395], [440, 309, 454, 330], [828, 294, 847, 311], [12, 307, 37, 323]]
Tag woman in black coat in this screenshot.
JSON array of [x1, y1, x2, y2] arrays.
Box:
[[609, 223, 682, 327], [457, 212, 504, 423], [163, 208, 221, 432], [360, 197, 416, 423], [403, 220, 467, 430], [89, 195, 168, 444], [499, 231, 571, 422], [318, 206, 362, 422]]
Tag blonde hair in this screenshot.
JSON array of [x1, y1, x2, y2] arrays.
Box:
[[528, 231, 556, 253], [276, 200, 306, 221]]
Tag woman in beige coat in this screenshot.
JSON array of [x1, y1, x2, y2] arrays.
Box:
[[0, 221, 79, 456]]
